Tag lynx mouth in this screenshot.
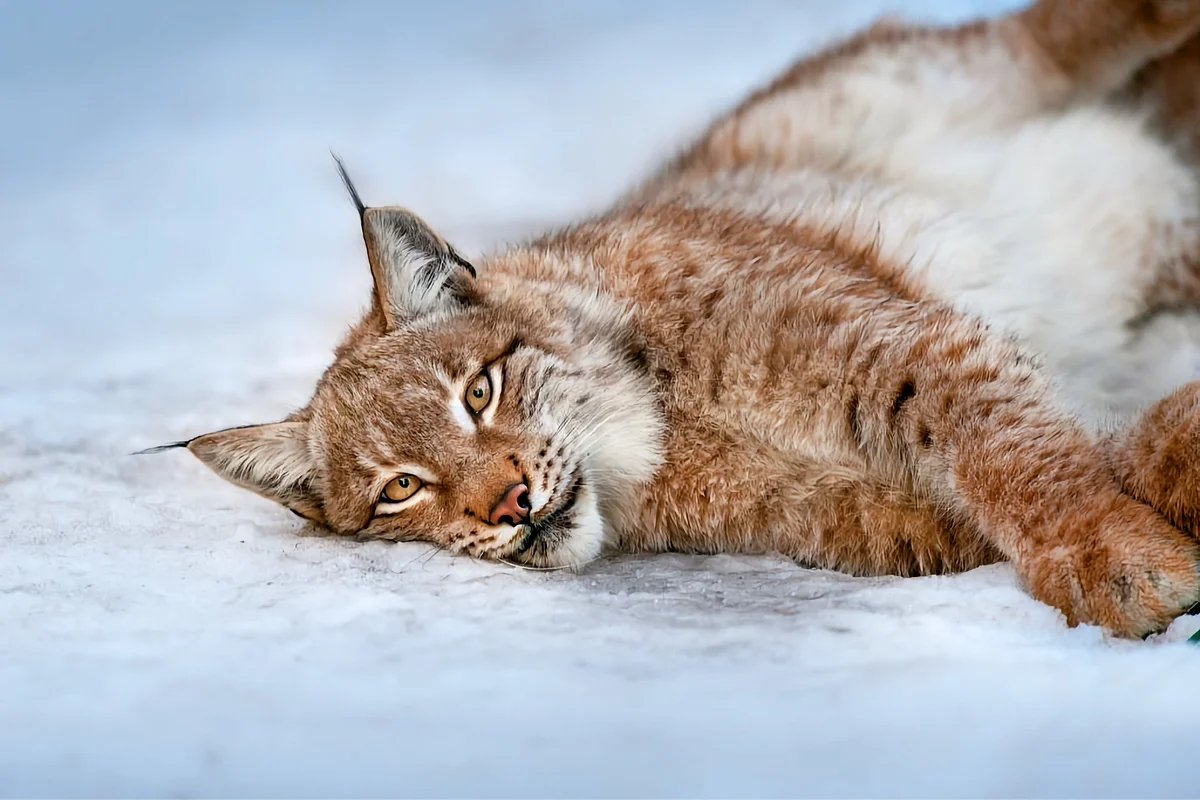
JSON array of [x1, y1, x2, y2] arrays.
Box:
[[514, 474, 583, 556]]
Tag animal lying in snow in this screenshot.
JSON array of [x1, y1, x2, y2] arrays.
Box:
[[156, 0, 1200, 638]]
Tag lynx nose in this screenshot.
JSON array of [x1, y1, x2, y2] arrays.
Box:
[[489, 482, 531, 527]]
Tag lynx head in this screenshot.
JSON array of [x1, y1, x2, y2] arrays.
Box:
[[169, 160, 662, 567]]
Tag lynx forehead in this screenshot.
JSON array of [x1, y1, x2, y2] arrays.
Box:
[[165, 0, 1200, 638]]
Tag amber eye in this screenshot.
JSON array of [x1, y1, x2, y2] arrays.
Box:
[[381, 474, 423, 503], [464, 371, 493, 414]]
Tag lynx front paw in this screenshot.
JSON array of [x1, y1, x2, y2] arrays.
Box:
[[1020, 501, 1200, 638]]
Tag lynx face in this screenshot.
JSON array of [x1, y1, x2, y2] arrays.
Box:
[[305, 311, 625, 567], [176, 164, 662, 568]]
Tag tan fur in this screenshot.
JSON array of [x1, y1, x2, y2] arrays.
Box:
[[1108, 382, 1200, 535], [180, 0, 1200, 638]]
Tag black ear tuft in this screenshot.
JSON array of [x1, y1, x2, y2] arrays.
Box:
[[449, 247, 478, 279], [185, 421, 324, 522], [132, 440, 191, 456], [330, 154, 476, 328], [359, 206, 476, 327], [331, 151, 366, 218]]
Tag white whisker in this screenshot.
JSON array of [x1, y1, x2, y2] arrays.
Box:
[[498, 555, 602, 572]]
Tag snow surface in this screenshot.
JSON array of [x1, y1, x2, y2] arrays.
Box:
[[4, 0, 1200, 796]]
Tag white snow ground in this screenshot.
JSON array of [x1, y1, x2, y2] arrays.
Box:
[[4, 0, 1200, 796]]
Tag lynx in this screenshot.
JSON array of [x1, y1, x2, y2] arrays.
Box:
[[152, 0, 1200, 638]]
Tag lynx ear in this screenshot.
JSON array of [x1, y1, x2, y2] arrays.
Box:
[[333, 155, 476, 329], [184, 421, 325, 523]]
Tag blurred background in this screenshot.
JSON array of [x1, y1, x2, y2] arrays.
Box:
[[16, 2, 1200, 798], [0, 0, 1019, 394]]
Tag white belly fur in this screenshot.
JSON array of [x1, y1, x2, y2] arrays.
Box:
[[703, 104, 1200, 429]]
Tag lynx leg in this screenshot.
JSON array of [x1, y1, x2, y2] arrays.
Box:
[[775, 476, 1002, 578], [626, 428, 1002, 577], [1108, 382, 1200, 536], [1014, 0, 1200, 100], [845, 312, 1200, 637], [1113, 31, 1200, 318], [1129, 31, 1200, 158]]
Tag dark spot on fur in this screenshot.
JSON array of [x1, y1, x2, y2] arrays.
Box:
[[611, 326, 651, 376], [625, 347, 649, 372], [846, 391, 862, 445], [577, 394, 590, 406], [1115, 574, 1134, 604], [464, 508, 475, 517], [894, 537, 918, 577], [890, 380, 916, 417], [918, 424, 933, 448], [538, 448, 547, 458]]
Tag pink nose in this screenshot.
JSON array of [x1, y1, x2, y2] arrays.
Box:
[[489, 482, 531, 527]]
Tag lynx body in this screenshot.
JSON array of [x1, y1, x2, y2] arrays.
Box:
[[178, 1, 1200, 637]]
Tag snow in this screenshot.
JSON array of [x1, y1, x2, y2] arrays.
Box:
[[4, 0, 1200, 796]]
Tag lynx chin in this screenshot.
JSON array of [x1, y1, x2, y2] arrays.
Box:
[[153, 0, 1200, 638]]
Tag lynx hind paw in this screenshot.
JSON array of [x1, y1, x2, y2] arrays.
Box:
[[1109, 382, 1200, 536], [1127, 0, 1200, 48], [1023, 0, 1200, 74]]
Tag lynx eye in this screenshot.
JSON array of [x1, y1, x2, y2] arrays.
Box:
[[381, 474, 423, 503], [464, 372, 492, 414]]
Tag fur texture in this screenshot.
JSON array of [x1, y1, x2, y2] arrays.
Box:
[[179, 0, 1200, 638]]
